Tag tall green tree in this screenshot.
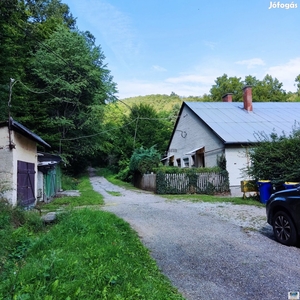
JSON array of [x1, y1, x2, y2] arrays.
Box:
[[0, 0, 28, 120], [107, 103, 172, 172], [210, 74, 243, 102], [250, 74, 287, 102], [295, 74, 300, 96], [27, 25, 116, 171], [25, 0, 75, 28], [0, 0, 77, 121], [210, 74, 287, 102]]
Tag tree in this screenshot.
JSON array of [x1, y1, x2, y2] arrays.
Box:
[[26, 25, 116, 171], [209, 74, 288, 103], [106, 103, 172, 173], [0, 0, 28, 121], [295, 74, 300, 96], [210, 74, 243, 102], [25, 0, 75, 28], [250, 74, 287, 102]]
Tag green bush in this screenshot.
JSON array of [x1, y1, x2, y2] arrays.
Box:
[[129, 146, 161, 174], [246, 128, 300, 183], [153, 166, 222, 174]]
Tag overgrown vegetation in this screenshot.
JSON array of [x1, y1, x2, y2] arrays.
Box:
[[246, 127, 300, 186], [129, 146, 161, 174], [0, 179, 184, 300], [38, 176, 104, 211], [162, 194, 263, 206]]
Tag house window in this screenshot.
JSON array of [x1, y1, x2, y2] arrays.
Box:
[[183, 157, 189, 167], [176, 158, 181, 167]]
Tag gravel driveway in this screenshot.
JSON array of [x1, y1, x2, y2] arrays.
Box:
[[90, 175, 300, 300]]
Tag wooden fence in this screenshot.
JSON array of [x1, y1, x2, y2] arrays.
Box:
[[136, 172, 229, 194]]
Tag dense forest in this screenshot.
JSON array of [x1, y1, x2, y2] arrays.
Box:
[[1, 0, 300, 176]]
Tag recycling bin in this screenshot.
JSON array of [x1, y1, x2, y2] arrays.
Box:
[[257, 180, 272, 204], [284, 182, 300, 190]]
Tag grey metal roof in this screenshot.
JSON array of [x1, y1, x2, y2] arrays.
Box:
[[185, 102, 300, 144]]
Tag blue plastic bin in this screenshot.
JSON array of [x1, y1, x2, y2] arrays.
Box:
[[257, 180, 272, 204], [284, 182, 300, 190]]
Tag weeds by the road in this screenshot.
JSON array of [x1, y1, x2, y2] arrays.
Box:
[[162, 194, 264, 206], [38, 176, 104, 212], [0, 175, 184, 300]]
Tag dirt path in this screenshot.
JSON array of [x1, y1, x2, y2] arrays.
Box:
[[90, 175, 300, 300]]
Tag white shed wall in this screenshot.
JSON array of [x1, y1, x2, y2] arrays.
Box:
[[0, 127, 14, 203], [0, 128, 38, 206]]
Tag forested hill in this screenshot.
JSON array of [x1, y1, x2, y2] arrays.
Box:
[[118, 94, 206, 113]]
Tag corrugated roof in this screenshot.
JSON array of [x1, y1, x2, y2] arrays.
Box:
[[185, 102, 300, 143]]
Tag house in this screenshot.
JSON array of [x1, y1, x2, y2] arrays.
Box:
[[0, 117, 51, 207], [164, 86, 300, 195]]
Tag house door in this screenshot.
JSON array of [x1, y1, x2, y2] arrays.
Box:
[[17, 161, 36, 207]]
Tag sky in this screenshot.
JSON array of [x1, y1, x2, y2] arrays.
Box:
[[62, 0, 300, 99]]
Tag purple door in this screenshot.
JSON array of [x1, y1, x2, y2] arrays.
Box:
[[17, 161, 35, 206]]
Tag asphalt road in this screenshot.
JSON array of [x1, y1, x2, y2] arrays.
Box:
[[90, 175, 300, 300]]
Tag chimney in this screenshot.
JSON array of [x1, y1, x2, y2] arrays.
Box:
[[222, 93, 233, 102], [243, 86, 253, 111]]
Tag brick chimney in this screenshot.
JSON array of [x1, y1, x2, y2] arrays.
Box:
[[243, 86, 253, 111], [222, 93, 233, 102]]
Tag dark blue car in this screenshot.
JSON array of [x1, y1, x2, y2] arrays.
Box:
[[266, 186, 300, 246]]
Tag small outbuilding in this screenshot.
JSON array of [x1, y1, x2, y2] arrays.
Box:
[[0, 118, 51, 207]]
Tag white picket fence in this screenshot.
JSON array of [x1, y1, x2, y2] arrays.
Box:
[[138, 172, 229, 194]]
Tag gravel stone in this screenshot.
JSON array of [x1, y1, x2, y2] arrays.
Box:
[[90, 175, 300, 300]]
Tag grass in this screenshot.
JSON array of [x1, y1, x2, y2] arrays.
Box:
[[0, 176, 184, 300], [38, 175, 104, 212], [162, 194, 264, 206], [106, 191, 122, 196]]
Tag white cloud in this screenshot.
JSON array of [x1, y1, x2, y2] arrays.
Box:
[[235, 58, 266, 69], [266, 57, 300, 92], [152, 65, 167, 72]]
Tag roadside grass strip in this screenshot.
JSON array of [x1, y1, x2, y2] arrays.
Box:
[[0, 209, 184, 299], [38, 176, 104, 211]]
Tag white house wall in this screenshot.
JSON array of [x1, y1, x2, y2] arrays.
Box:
[[224, 146, 251, 187], [168, 105, 224, 168]]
